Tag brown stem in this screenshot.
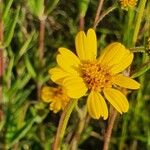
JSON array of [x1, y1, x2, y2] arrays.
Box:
[[79, 16, 84, 30], [39, 19, 45, 65], [52, 112, 66, 150], [93, 5, 116, 29], [94, 0, 105, 26], [37, 19, 45, 100], [70, 108, 87, 150], [103, 109, 117, 150]]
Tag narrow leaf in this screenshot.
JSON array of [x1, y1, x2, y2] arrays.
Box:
[[4, 6, 20, 47], [24, 54, 36, 79], [46, 0, 60, 15], [131, 62, 150, 78], [15, 31, 35, 65], [2, 0, 13, 20]]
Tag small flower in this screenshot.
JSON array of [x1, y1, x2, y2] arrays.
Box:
[[120, 0, 137, 9], [49, 29, 140, 119], [41, 86, 70, 113]]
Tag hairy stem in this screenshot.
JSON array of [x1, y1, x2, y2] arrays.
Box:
[[79, 16, 84, 30], [94, 0, 105, 25], [39, 19, 45, 66], [93, 5, 116, 29], [52, 99, 77, 150], [103, 109, 117, 150], [37, 19, 45, 100]]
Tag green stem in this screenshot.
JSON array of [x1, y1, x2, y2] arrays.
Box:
[[52, 99, 78, 150], [132, 0, 147, 46], [123, 8, 134, 46]]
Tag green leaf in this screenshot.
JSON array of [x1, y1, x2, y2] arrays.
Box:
[[28, 0, 44, 19], [14, 31, 35, 65], [46, 0, 60, 15], [78, 0, 90, 17], [4, 6, 20, 47], [24, 54, 36, 79], [6, 108, 48, 148], [13, 86, 35, 107], [6, 74, 31, 98], [2, 0, 13, 20], [5, 55, 14, 82], [6, 118, 36, 149], [131, 62, 150, 78]]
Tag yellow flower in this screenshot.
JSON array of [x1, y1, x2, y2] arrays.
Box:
[[120, 0, 137, 9], [49, 29, 140, 119], [41, 86, 70, 113]]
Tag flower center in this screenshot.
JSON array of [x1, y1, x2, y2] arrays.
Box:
[[80, 61, 112, 91], [53, 87, 69, 101], [52, 87, 70, 109]]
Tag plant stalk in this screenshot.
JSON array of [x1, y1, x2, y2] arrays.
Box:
[[103, 108, 117, 150], [37, 18, 46, 100], [93, 5, 116, 29], [94, 0, 105, 25], [52, 99, 77, 150], [79, 16, 84, 30], [70, 107, 87, 150], [39, 19, 45, 66]]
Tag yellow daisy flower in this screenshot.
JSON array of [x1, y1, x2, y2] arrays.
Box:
[[49, 28, 140, 119], [41, 86, 70, 113], [120, 0, 137, 9]]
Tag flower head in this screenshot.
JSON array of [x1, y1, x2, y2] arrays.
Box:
[[120, 0, 137, 9], [41, 86, 70, 113], [49, 28, 140, 119]]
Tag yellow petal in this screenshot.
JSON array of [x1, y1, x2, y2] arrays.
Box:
[[113, 74, 140, 89], [75, 29, 97, 61], [58, 47, 80, 64], [63, 76, 88, 98], [75, 31, 87, 60], [57, 48, 80, 74], [41, 86, 53, 102], [50, 101, 61, 113], [49, 67, 70, 84], [87, 91, 108, 120], [98, 43, 125, 64], [103, 88, 129, 114], [87, 91, 101, 119], [111, 50, 133, 74], [86, 28, 97, 60], [98, 43, 130, 67], [98, 93, 108, 120]]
